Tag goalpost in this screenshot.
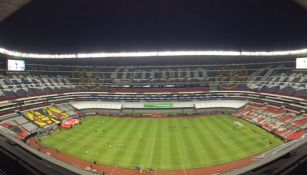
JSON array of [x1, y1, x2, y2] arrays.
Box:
[[233, 121, 244, 129]]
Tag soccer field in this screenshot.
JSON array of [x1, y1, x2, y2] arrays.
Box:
[[41, 115, 283, 170]]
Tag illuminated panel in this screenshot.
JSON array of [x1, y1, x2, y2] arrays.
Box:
[[144, 103, 173, 108], [296, 57, 307, 69], [7, 59, 25, 71], [0, 47, 307, 59]]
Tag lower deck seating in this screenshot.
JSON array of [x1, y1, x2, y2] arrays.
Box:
[[0, 122, 29, 140], [1, 115, 39, 133], [0, 103, 79, 140], [235, 103, 307, 140]]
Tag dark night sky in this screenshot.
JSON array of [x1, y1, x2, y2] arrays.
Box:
[[0, 0, 307, 54]]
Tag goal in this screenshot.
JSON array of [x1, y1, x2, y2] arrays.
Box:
[[233, 121, 244, 129]]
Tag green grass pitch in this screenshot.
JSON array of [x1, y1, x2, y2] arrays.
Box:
[[41, 115, 283, 170]]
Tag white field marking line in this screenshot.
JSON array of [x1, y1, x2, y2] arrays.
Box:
[[148, 119, 159, 166], [221, 116, 276, 144], [203, 120, 227, 144]]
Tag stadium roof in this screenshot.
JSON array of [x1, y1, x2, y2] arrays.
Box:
[[0, 0, 307, 55]]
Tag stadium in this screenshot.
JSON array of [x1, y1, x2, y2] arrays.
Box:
[[1, 0, 307, 175]]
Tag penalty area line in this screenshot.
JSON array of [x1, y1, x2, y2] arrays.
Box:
[[205, 121, 227, 144]]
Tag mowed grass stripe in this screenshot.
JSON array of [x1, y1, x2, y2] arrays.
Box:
[[158, 120, 172, 167], [176, 118, 207, 169], [151, 119, 162, 167], [43, 117, 106, 153], [92, 118, 134, 164], [174, 118, 202, 169], [73, 117, 125, 158], [147, 119, 159, 167], [166, 119, 182, 170], [81, 117, 128, 163], [188, 118, 220, 166], [119, 119, 149, 167], [129, 119, 154, 168], [106, 118, 141, 167], [199, 117, 235, 164], [141, 119, 159, 167], [64, 117, 126, 160]]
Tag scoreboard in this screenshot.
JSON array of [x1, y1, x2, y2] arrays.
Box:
[[296, 57, 307, 69], [7, 59, 25, 71]]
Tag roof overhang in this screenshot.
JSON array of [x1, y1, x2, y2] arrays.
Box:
[[0, 47, 307, 59], [293, 0, 307, 11], [0, 0, 31, 22]]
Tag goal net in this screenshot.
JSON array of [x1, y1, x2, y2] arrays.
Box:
[[233, 121, 244, 129]]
